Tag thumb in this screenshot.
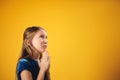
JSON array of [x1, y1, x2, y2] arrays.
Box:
[[43, 50, 48, 57], [38, 54, 42, 61]]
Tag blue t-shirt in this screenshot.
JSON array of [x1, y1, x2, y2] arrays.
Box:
[[17, 58, 47, 80]]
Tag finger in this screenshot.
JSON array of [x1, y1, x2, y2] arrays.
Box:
[[37, 54, 40, 60], [47, 55, 50, 61], [43, 50, 49, 59], [47, 56, 50, 65], [44, 50, 48, 56], [47, 56, 50, 69], [37, 54, 42, 62]]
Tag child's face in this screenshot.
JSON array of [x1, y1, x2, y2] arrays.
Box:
[[32, 30, 48, 53]]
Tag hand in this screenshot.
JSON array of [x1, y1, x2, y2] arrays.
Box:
[[38, 50, 50, 73]]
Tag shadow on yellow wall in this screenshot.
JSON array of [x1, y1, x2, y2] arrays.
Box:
[[0, 0, 120, 80]]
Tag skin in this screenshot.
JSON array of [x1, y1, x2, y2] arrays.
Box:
[[21, 30, 50, 80]]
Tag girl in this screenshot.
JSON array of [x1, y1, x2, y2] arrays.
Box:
[[16, 26, 51, 80]]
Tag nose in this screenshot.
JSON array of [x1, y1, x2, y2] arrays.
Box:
[[44, 38, 48, 44]]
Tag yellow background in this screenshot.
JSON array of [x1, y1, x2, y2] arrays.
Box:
[[0, 0, 120, 80]]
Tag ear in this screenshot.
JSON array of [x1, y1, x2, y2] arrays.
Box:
[[26, 39, 31, 46]]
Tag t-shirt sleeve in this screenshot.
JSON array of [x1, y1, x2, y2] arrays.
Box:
[[17, 59, 33, 76]]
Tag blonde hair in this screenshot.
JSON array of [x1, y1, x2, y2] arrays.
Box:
[[20, 26, 44, 59]]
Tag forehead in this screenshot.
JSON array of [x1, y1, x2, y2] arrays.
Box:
[[35, 30, 47, 36]]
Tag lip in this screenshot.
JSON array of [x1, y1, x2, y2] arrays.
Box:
[[42, 45, 47, 49]]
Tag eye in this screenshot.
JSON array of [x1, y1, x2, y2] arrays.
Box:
[[46, 36, 47, 39], [39, 35, 47, 39], [39, 35, 44, 38]]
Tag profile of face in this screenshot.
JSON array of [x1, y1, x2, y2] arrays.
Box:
[[31, 29, 48, 53]]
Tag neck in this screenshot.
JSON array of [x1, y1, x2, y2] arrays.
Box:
[[32, 51, 42, 60]]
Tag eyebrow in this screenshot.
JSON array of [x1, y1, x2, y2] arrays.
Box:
[[39, 34, 47, 37]]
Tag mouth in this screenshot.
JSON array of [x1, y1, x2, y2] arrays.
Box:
[[42, 45, 47, 49]]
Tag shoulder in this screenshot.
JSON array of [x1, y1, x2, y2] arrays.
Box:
[[17, 58, 33, 72], [19, 58, 30, 63], [17, 58, 33, 75], [18, 58, 31, 66]]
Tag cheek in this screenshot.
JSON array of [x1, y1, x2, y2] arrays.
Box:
[[32, 39, 42, 48]]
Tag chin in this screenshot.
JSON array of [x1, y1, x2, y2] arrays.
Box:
[[39, 49, 46, 53], [42, 49, 46, 52]]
